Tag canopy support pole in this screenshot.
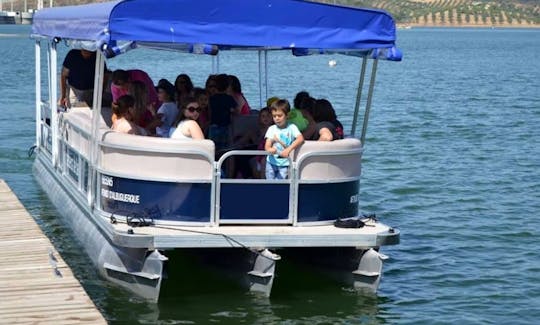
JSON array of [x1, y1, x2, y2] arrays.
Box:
[[264, 51, 269, 103], [258, 50, 263, 108], [48, 40, 59, 167], [35, 40, 41, 148], [360, 58, 378, 146], [212, 54, 220, 74], [351, 56, 367, 137], [257, 50, 269, 108], [258, 50, 268, 108], [88, 51, 105, 208]]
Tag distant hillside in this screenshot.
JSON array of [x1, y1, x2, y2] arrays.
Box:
[[10, 0, 540, 28], [326, 0, 540, 27]]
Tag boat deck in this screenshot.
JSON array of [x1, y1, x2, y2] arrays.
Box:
[[0, 179, 106, 324], [107, 217, 399, 249]]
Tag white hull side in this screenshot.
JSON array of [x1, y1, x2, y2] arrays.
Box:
[[33, 152, 166, 301]]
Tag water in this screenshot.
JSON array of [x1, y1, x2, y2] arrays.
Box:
[[1, 24, 540, 324]]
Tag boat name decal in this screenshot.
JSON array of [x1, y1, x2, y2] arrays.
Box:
[[101, 175, 114, 186], [101, 188, 140, 204]]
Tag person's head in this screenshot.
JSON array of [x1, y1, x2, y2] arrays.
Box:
[[270, 99, 291, 128], [205, 75, 218, 96], [80, 49, 95, 60], [228, 75, 242, 93], [193, 87, 209, 109], [112, 69, 130, 90], [177, 96, 201, 124], [266, 96, 279, 109], [294, 91, 310, 109], [214, 74, 230, 92], [258, 107, 273, 127], [156, 79, 175, 103], [128, 80, 148, 119], [174, 74, 194, 94], [112, 95, 135, 119], [312, 98, 337, 123], [298, 96, 316, 118]]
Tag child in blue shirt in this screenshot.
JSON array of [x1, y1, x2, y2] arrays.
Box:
[[264, 99, 304, 179]]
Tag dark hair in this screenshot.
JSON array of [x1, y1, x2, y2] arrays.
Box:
[[294, 91, 310, 109], [193, 87, 207, 101], [214, 74, 230, 92], [312, 99, 337, 122], [228, 75, 242, 93], [175, 95, 198, 126], [156, 79, 175, 101], [174, 74, 194, 92], [258, 107, 271, 125], [205, 75, 217, 88], [270, 99, 291, 114], [299, 96, 316, 115], [112, 94, 134, 117], [112, 69, 129, 85]]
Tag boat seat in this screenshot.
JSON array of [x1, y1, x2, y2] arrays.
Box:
[[61, 106, 111, 159], [294, 138, 363, 181], [99, 132, 215, 182]]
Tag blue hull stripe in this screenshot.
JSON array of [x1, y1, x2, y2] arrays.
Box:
[[297, 181, 359, 222], [219, 183, 289, 220], [100, 175, 211, 222]]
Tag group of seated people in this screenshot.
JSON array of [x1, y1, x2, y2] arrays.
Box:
[[107, 69, 344, 180], [58, 49, 346, 180]]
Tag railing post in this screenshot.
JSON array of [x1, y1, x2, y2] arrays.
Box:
[[88, 50, 105, 208], [351, 56, 367, 136], [35, 40, 41, 148], [360, 59, 378, 146], [49, 40, 59, 167]]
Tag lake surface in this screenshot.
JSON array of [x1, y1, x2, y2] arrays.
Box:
[[1, 25, 539, 324]]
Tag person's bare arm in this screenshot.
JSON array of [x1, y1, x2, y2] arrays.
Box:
[[187, 120, 205, 140], [265, 138, 277, 154], [281, 134, 304, 158], [317, 127, 333, 141], [59, 67, 70, 107]]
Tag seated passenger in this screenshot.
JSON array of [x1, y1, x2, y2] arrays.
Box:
[[111, 69, 159, 109], [205, 74, 218, 97], [251, 107, 273, 178], [232, 107, 274, 178], [227, 75, 251, 115], [208, 74, 237, 151], [310, 99, 344, 141], [169, 96, 205, 140], [298, 96, 317, 139], [193, 87, 210, 136], [174, 73, 194, 105], [129, 80, 162, 136], [111, 95, 146, 136], [288, 91, 310, 132], [155, 79, 178, 137]]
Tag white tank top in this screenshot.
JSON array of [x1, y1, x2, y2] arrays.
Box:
[[170, 120, 191, 139]]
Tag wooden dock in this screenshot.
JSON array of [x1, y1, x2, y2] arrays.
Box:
[[0, 179, 107, 324]]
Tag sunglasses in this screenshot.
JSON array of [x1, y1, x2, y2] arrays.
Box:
[[187, 106, 201, 113]]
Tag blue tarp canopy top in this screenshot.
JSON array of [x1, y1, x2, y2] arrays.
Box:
[[31, 0, 401, 60]]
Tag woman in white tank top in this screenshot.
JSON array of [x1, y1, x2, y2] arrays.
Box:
[[170, 96, 205, 140]]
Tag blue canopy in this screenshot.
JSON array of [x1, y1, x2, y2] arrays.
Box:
[[32, 0, 401, 60]]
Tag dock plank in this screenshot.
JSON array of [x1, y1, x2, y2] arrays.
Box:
[[0, 179, 107, 324]]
